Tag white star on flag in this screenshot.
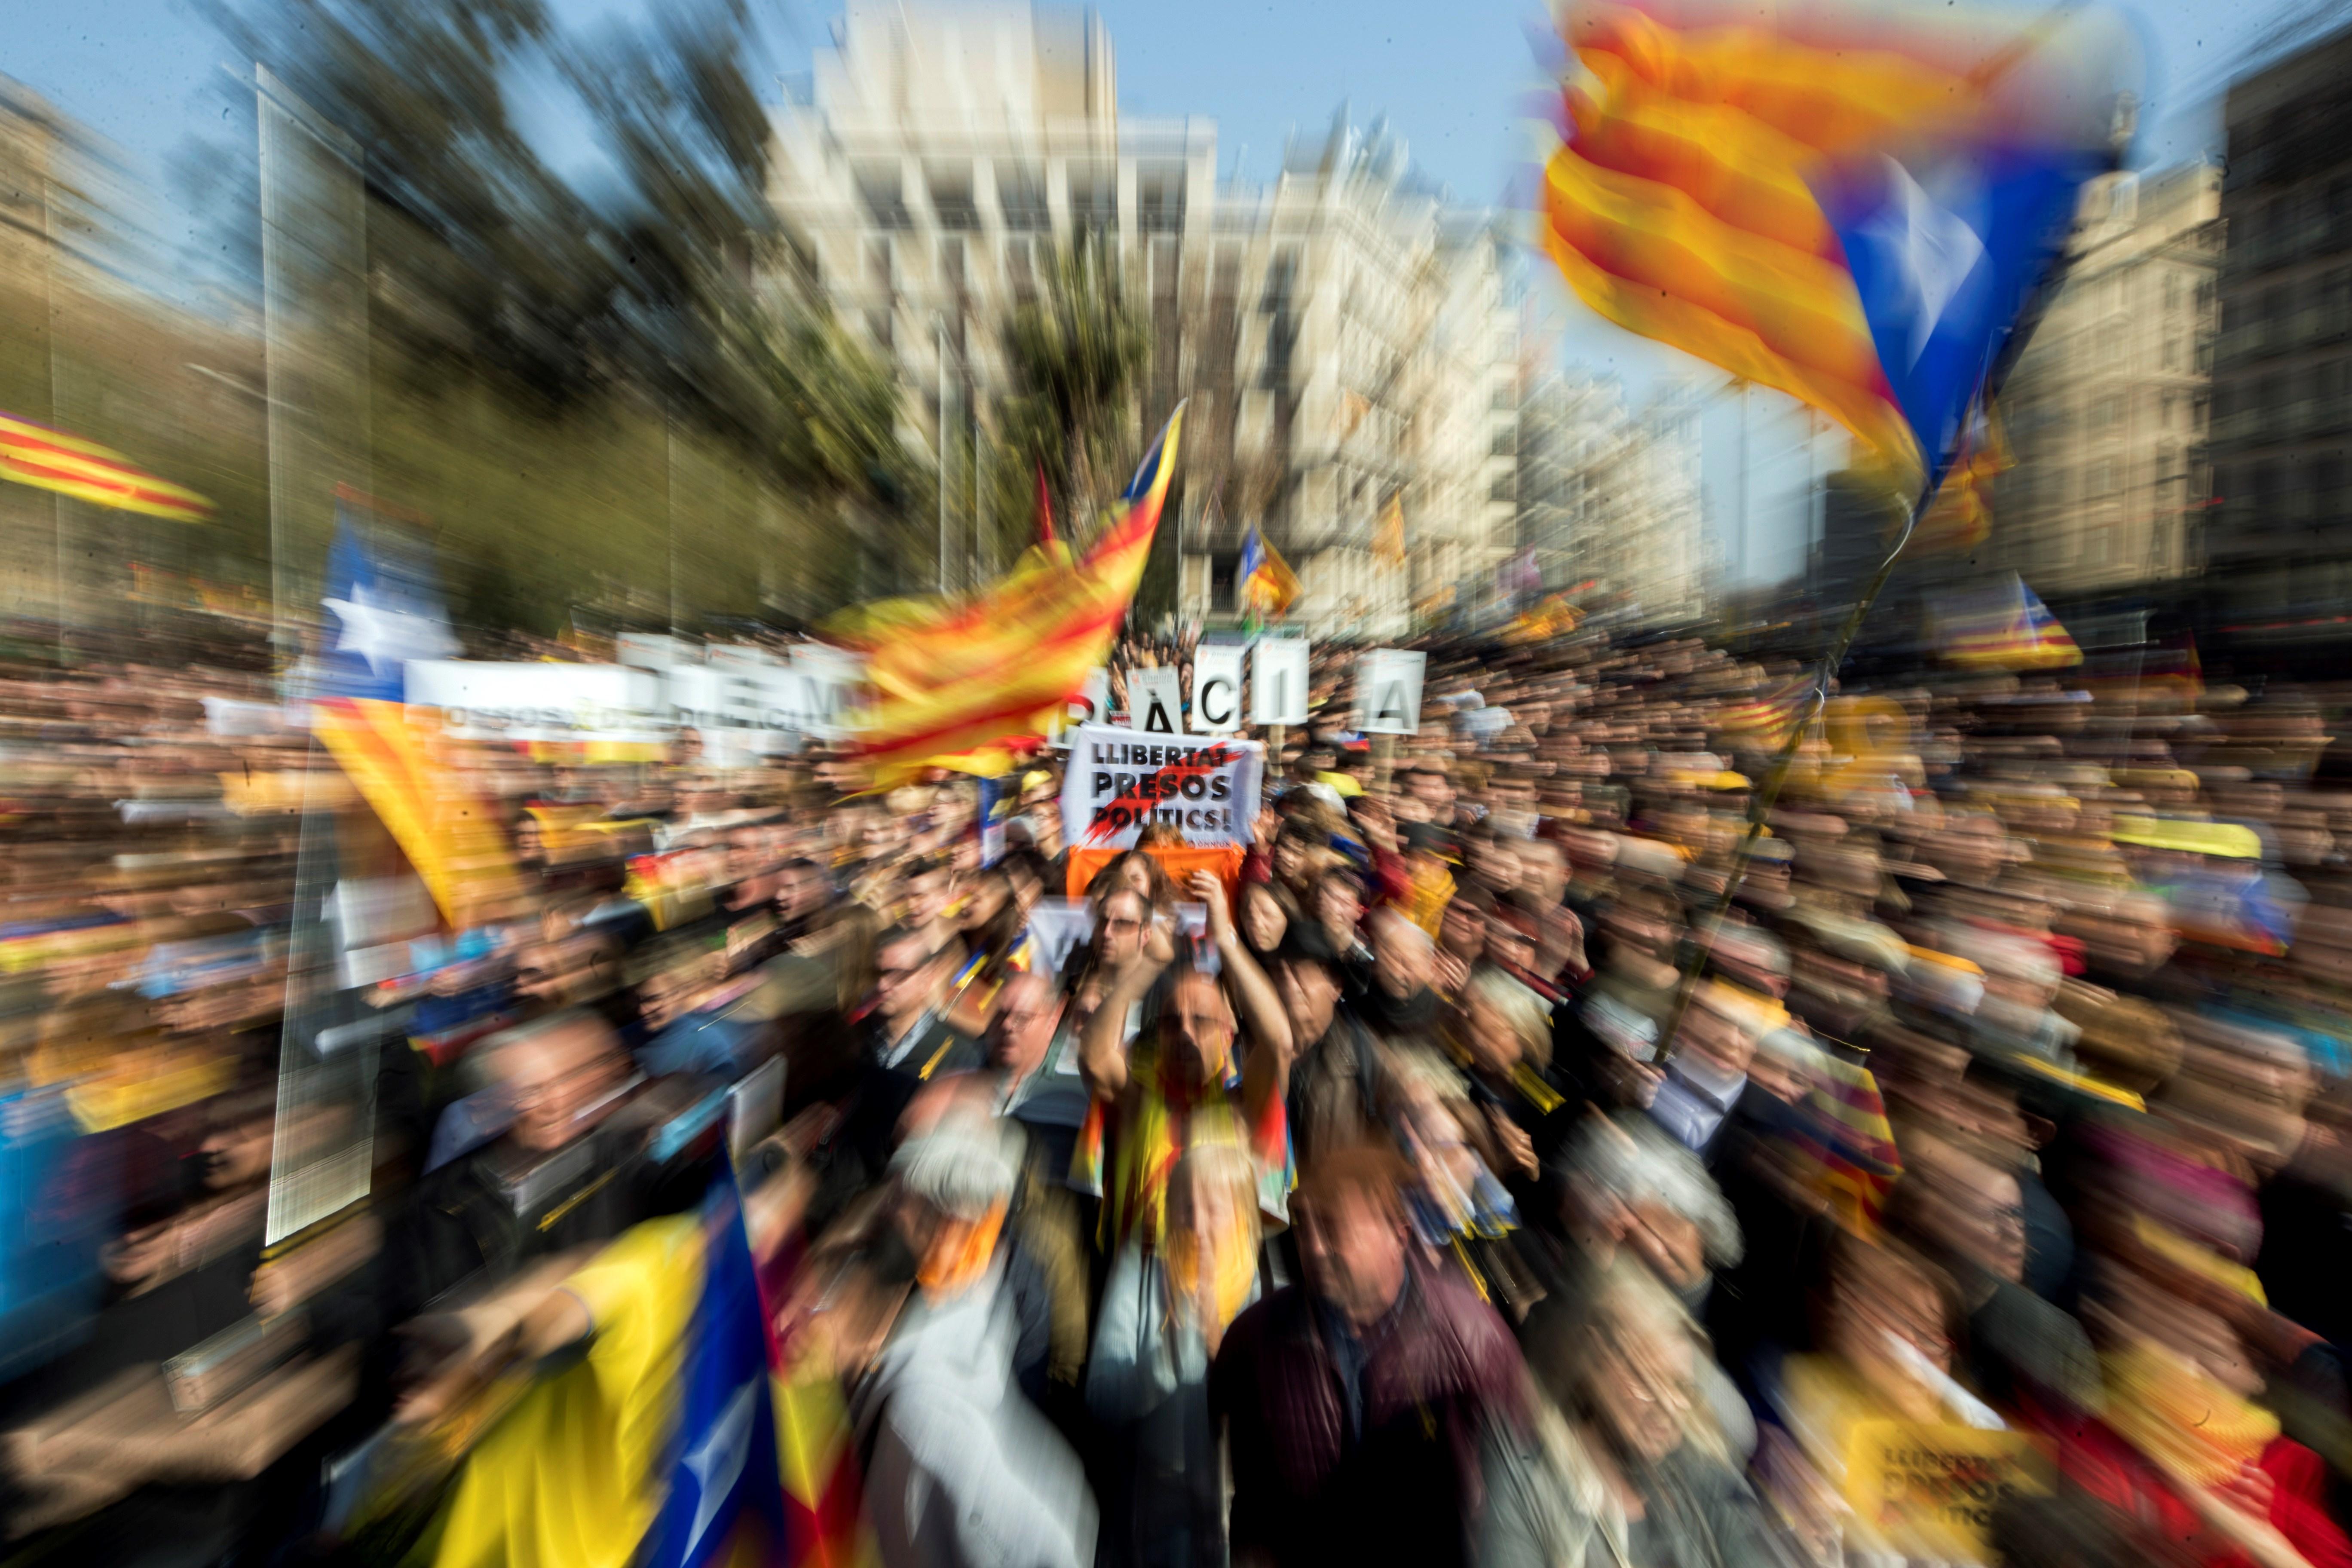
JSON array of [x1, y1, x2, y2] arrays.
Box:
[[680, 1377, 757, 1560], [322, 582, 459, 680], [1857, 157, 1986, 371]]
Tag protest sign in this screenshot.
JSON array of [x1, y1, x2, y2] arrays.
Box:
[[1354, 649, 1427, 735], [1127, 667, 1184, 734], [1059, 724, 1263, 849], [1840, 1419, 2050, 1565], [1191, 645, 1246, 733], [1252, 638, 1309, 725]]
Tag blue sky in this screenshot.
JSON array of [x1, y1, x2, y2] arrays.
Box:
[[11, 0, 2318, 586]]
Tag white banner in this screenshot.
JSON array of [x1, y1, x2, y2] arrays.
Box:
[[1191, 646, 1246, 733], [614, 633, 698, 673], [666, 665, 801, 756], [1127, 667, 1185, 735], [404, 662, 669, 744], [1252, 638, 1310, 725], [1354, 649, 1427, 735], [789, 645, 865, 741], [1060, 724, 1263, 849]]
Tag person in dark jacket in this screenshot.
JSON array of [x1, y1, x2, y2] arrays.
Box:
[[1210, 1143, 1528, 1568]]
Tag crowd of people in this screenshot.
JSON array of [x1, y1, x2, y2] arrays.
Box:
[[3, 602, 2352, 1568]]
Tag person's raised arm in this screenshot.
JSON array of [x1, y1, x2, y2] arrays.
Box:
[[1194, 872, 1293, 1127], [1080, 951, 1162, 1102]]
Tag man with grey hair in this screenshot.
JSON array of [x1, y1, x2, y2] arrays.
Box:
[[853, 1115, 1098, 1568], [1552, 1111, 1743, 1310]]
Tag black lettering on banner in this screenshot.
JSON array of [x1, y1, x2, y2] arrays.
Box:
[[1211, 775, 1230, 801], [1141, 693, 1176, 734], [1114, 772, 1136, 797], [1092, 772, 1113, 794], [1181, 775, 1206, 799], [1199, 677, 1235, 728]]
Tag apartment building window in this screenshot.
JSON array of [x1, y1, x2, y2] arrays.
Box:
[[1070, 164, 1118, 235], [1489, 475, 1516, 503], [1005, 237, 1036, 301], [1263, 248, 1297, 310], [1137, 163, 1186, 233], [939, 236, 965, 295], [1150, 236, 1179, 302], [864, 236, 894, 292], [855, 162, 910, 230], [928, 166, 977, 231], [1489, 427, 1517, 458], [997, 164, 1050, 232]]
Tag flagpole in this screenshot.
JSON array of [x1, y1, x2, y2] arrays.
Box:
[[937, 315, 950, 594], [1653, 465, 1936, 1066]]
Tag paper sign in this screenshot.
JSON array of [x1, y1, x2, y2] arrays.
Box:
[[1354, 649, 1427, 735], [404, 662, 668, 744], [1192, 646, 1246, 733], [1127, 667, 1185, 735], [1252, 639, 1310, 726], [1840, 1419, 2051, 1564], [1047, 668, 1111, 749], [1060, 724, 1263, 849]]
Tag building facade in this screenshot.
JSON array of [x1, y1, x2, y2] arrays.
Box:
[[1988, 164, 2220, 593], [764, 3, 1516, 637], [1515, 372, 1706, 623], [2206, 27, 2352, 616]]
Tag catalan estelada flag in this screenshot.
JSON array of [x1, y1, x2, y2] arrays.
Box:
[[0, 410, 213, 522], [832, 405, 1184, 788], [1237, 523, 1299, 619], [1930, 572, 2080, 670], [1541, 2, 2117, 493], [310, 697, 524, 927], [426, 1172, 789, 1568], [1914, 400, 2011, 553]]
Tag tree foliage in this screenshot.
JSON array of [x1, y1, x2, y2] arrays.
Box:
[[992, 236, 1152, 547]]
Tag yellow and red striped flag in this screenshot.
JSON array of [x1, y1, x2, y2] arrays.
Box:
[[833, 404, 1185, 788], [0, 410, 212, 522], [310, 697, 525, 926], [1540, 6, 1991, 486]]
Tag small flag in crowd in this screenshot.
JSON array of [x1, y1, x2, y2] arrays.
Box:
[[1374, 492, 1407, 567], [1913, 401, 2012, 553], [833, 404, 1185, 788], [1932, 573, 2080, 670], [1714, 671, 1818, 752], [0, 409, 213, 522], [1238, 523, 1300, 619]]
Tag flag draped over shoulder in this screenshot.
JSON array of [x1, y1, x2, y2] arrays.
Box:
[[427, 1174, 790, 1568], [1540, 2, 2119, 494], [0, 410, 212, 522], [833, 405, 1184, 788]]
